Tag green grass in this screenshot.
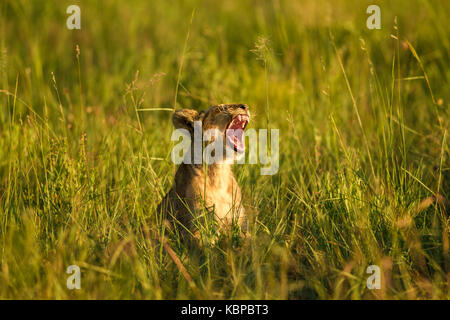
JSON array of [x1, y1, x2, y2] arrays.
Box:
[[0, 0, 449, 299]]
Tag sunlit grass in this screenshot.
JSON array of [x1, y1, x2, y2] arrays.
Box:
[[0, 0, 448, 299]]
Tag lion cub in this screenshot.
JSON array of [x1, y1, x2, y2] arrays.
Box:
[[158, 104, 250, 241]]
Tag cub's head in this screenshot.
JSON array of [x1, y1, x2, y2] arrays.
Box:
[[172, 104, 250, 154]]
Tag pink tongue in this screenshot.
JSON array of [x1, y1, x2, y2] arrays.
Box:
[[235, 129, 243, 147], [227, 128, 244, 148], [234, 128, 243, 140]]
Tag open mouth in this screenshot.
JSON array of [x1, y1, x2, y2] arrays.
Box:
[[225, 114, 249, 153]]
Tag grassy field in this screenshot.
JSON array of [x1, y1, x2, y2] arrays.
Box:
[[0, 0, 449, 299]]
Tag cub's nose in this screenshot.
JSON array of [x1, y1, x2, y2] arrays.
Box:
[[238, 104, 248, 111]]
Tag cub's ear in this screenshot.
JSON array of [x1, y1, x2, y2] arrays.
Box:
[[172, 109, 200, 132]]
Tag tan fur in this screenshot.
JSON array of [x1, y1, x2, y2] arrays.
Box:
[[158, 104, 250, 240]]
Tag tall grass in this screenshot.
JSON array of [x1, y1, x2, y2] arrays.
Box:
[[0, 0, 448, 299]]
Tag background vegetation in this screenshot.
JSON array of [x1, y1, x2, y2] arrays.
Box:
[[0, 0, 448, 299]]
